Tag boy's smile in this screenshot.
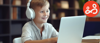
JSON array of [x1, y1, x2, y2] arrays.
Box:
[[42, 16, 48, 20]]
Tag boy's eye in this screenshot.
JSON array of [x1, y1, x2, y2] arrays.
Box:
[[40, 11, 43, 13]]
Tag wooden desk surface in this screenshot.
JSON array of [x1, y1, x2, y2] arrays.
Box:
[[82, 39, 100, 43]]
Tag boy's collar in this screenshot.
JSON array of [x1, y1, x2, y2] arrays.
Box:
[[31, 21, 47, 31]]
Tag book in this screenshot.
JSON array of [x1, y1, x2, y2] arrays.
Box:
[[11, 7, 13, 19], [11, 7, 21, 19], [12, 0, 21, 5], [17, 7, 21, 19], [0, 0, 3, 5], [12, 7, 17, 19], [82, 36, 100, 43], [83, 36, 100, 39]]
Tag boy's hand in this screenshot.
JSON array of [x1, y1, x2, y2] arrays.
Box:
[[49, 37, 58, 43]]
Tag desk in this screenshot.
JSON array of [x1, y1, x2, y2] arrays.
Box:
[[82, 39, 99, 43], [82, 36, 100, 43]]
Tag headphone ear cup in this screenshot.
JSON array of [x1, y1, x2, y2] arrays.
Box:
[[26, 8, 32, 19], [26, 8, 35, 19], [49, 9, 50, 14], [30, 8, 35, 19]]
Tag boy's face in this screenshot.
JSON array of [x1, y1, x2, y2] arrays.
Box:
[[34, 4, 50, 23]]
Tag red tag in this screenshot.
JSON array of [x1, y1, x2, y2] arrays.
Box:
[[83, 1, 99, 17]]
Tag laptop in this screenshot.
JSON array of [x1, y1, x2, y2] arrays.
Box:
[[57, 15, 86, 43]]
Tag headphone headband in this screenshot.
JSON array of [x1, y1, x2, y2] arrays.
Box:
[[27, 0, 31, 7]]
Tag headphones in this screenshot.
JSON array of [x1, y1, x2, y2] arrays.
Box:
[[26, 0, 50, 19]]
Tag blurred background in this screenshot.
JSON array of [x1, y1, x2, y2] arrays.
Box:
[[0, 0, 100, 43]]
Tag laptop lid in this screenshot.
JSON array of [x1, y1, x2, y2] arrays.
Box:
[[57, 15, 86, 43]]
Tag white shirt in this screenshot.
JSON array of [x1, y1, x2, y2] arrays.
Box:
[[21, 21, 58, 43]]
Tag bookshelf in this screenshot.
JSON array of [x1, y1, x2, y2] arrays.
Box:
[[50, 0, 100, 29], [0, 0, 100, 43], [0, 0, 27, 43]]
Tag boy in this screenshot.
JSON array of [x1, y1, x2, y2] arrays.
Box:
[[21, 0, 58, 43]]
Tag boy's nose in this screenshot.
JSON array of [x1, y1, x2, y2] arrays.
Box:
[[44, 12, 47, 16]]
